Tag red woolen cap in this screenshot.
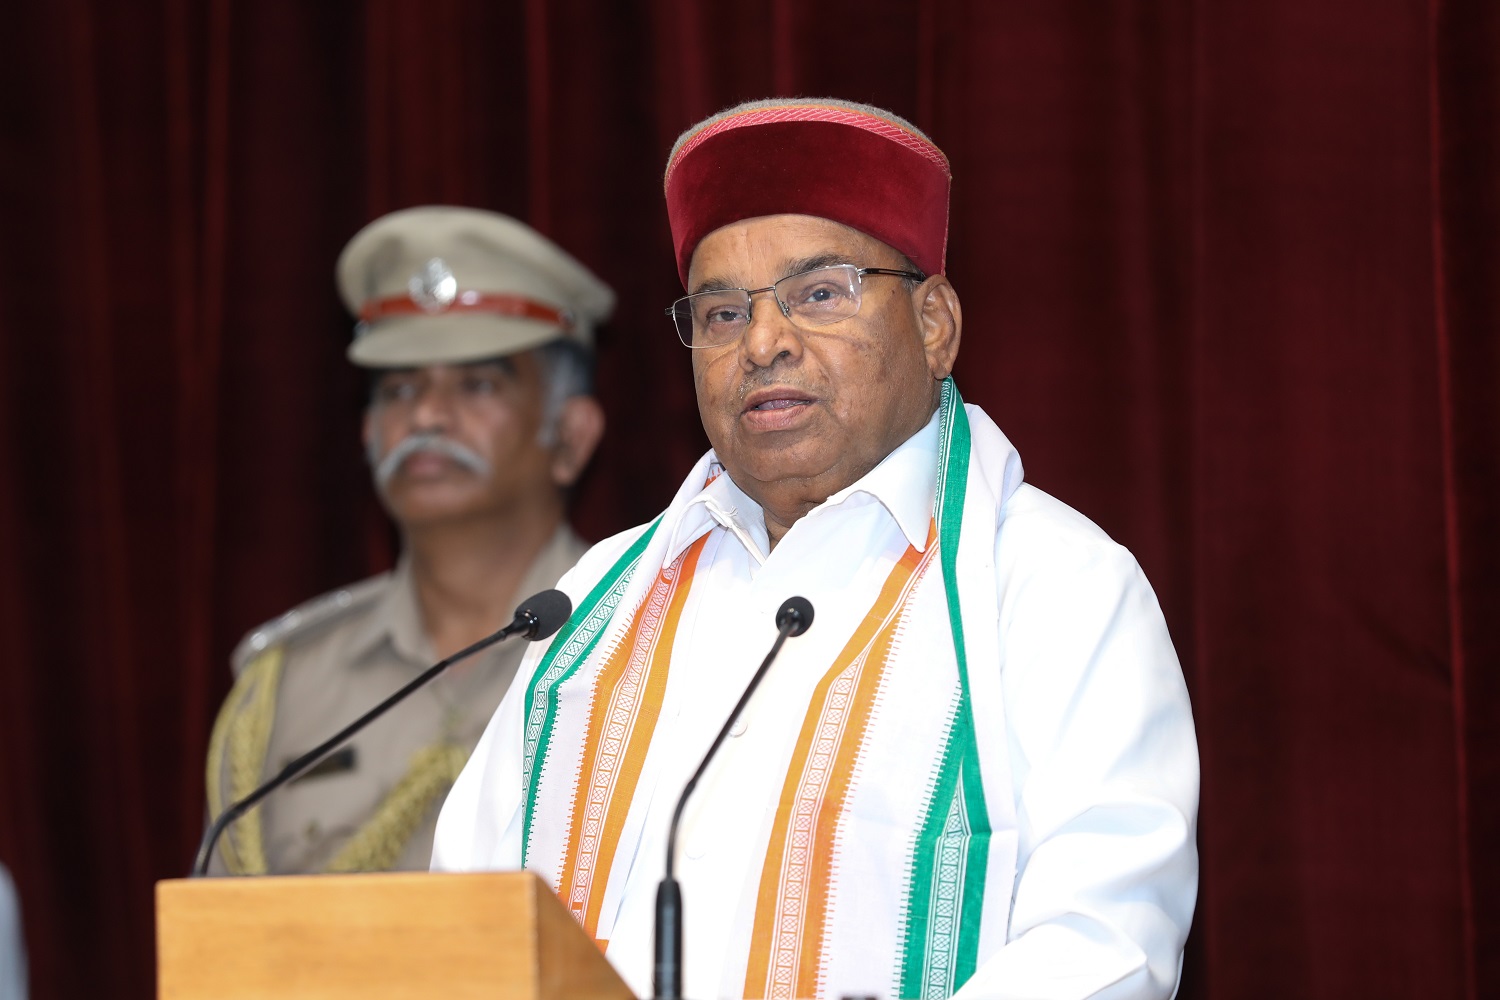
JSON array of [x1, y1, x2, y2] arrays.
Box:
[[664, 98, 952, 287]]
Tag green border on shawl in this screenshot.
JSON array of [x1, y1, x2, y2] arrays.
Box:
[[897, 379, 992, 998], [520, 517, 661, 865]]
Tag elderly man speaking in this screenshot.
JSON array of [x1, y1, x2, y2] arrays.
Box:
[[434, 99, 1198, 1000]]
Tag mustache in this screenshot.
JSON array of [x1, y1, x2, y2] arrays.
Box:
[[371, 432, 492, 487], [736, 369, 812, 403]]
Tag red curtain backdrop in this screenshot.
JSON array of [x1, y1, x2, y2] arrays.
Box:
[[0, 2, 1494, 998]]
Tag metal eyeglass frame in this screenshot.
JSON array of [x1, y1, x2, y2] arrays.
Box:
[[665, 263, 927, 348]]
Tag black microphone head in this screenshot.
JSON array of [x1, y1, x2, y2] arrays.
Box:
[[775, 596, 814, 637], [515, 589, 573, 640]]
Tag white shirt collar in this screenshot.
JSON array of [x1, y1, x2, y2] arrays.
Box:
[[664, 408, 941, 566]]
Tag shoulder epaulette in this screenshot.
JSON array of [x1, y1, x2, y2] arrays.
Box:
[[230, 574, 390, 675]]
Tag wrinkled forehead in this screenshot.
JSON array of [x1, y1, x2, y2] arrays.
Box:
[[684, 215, 907, 291], [362, 354, 538, 403]]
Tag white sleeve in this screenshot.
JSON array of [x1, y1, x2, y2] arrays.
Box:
[[955, 522, 1199, 999], [0, 863, 25, 1000], [429, 650, 532, 871]]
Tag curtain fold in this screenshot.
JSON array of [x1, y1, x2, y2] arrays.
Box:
[[1432, 3, 1500, 997]]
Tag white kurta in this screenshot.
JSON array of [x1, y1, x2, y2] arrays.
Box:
[[434, 404, 1198, 1000], [0, 863, 24, 1000]]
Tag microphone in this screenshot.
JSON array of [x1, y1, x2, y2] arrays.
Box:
[[191, 588, 573, 877], [653, 596, 814, 1000]]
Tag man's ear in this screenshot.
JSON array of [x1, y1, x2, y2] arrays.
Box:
[[550, 395, 606, 487], [916, 276, 962, 381]]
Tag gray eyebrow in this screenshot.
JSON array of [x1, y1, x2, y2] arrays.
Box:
[[689, 251, 853, 296], [690, 277, 740, 295], [782, 252, 853, 276]]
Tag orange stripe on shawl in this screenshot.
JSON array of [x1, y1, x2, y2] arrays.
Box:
[[558, 535, 709, 942], [744, 524, 937, 999]]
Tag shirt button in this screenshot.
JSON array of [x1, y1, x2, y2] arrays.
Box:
[[729, 717, 748, 738]]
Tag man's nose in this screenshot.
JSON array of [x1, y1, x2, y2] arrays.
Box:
[[740, 289, 802, 369], [410, 382, 457, 430]]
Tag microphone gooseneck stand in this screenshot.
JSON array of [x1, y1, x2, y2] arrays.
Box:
[[653, 596, 815, 1000], [191, 588, 573, 878]]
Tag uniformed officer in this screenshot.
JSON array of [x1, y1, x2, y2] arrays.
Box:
[[206, 206, 613, 875]]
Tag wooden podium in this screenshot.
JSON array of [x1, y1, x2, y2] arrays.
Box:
[[155, 871, 635, 1000]]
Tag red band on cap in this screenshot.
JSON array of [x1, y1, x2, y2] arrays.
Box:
[[359, 291, 572, 330], [665, 103, 951, 286]]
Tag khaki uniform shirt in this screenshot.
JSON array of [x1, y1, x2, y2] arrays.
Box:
[[206, 525, 586, 875]]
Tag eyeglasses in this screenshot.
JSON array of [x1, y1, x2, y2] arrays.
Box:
[[665, 263, 927, 349]]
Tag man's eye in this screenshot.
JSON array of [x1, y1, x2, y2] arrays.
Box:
[[695, 299, 748, 327], [792, 282, 850, 306], [461, 375, 500, 396], [376, 380, 420, 403]]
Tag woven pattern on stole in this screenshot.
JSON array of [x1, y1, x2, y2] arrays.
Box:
[[555, 536, 708, 941], [743, 527, 937, 999]]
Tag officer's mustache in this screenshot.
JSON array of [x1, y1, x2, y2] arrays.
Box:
[[370, 432, 492, 488]]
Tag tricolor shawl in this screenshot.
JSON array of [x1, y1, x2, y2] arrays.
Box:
[[519, 380, 1025, 999]]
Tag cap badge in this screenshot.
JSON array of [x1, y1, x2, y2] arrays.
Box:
[[407, 257, 458, 313]]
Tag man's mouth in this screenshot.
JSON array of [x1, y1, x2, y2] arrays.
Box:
[[402, 452, 460, 472], [742, 388, 815, 414]]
